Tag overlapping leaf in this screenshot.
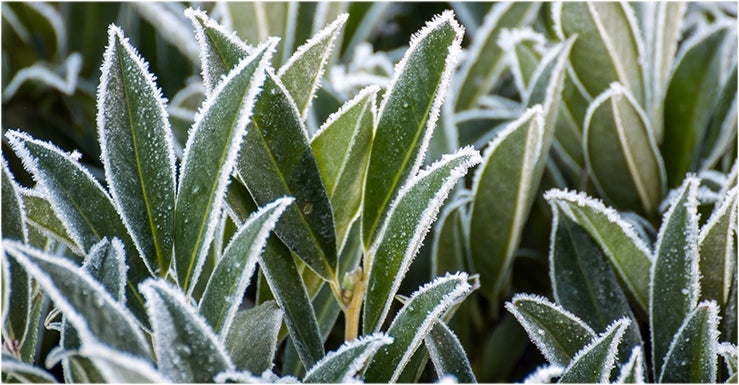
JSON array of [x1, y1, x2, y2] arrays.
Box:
[[699, 187, 737, 306], [225, 301, 283, 374], [304, 333, 392, 383], [558, 318, 629, 383], [425, 320, 477, 383], [20, 189, 78, 254], [78, 343, 170, 383], [659, 301, 719, 383], [615, 346, 646, 383], [1, 353, 57, 383]]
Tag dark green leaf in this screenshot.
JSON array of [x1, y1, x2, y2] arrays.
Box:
[[20, 189, 78, 254], [304, 333, 392, 383], [614, 346, 646, 383], [78, 343, 170, 383], [225, 301, 283, 374], [559, 318, 629, 383], [699, 187, 737, 306], [431, 199, 469, 278], [425, 321, 476, 383], [701, 61, 738, 170], [2, 158, 27, 242], [1, 353, 57, 383], [659, 301, 720, 383]]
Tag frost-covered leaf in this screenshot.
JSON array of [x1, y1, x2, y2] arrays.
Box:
[[304, 333, 393, 383], [140, 279, 233, 382], [20, 189, 78, 254], [663, 23, 732, 187], [278, 13, 347, 119], [583, 82, 666, 218], [2, 158, 27, 242], [505, 293, 596, 367], [3, 240, 151, 360], [1, 353, 57, 383], [174, 38, 274, 293], [363, 147, 481, 333], [699, 187, 737, 306], [79, 342, 170, 383], [469, 105, 544, 304], [553, 2, 646, 104], [549, 208, 642, 362], [544, 189, 652, 311], [701, 60, 737, 171], [362, 10, 463, 247], [425, 320, 476, 383], [364, 273, 477, 383], [431, 199, 468, 278], [558, 318, 630, 383], [225, 301, 283, 374], [97, 25, 177, 277], [237, 72, 336, 281], [215, 369, 300, 384], [200, 197, 290, 335], [659, 301, 720, 383], [498, 27, 546, 96], [615, 346, 646, 383], [312, 86, 376, 253], [226, 2, 298, 66], [454, 2, 541, 110], [650, 176, 701, 375], [718, 342, 737, 379], [258, 236, 324, 369], [522, 364, 564, 384]]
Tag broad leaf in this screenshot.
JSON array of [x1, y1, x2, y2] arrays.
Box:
[[225, 301, 283, 374], [237, 72, 336, 280], [699, 187, 737, 306], [140, 279, 233, 382], [78, 343, 170, 383], [469, 105, 544, 303], [3, 241, 151, 360], [544, 189, 652, 311], [199, 197, 291, 336], [583, 82, 665, 219], [650, 176, 701, 375], [559, 318, 629, 383], [363, 147, 481, 333], [425, 320, 477, 383], [20, 189, 78, 254], [659, 301, 719, 383], [363, 273, 477, 383], [278, 13, 348, 119], [98, 25, 177, 276], [615, 346, 646, 383], [304, 333, 393, 383], [311, 86, 376, 253], [1, 353, 57, 383], [505, 294, 596, 367], [174, 38, 274, 293], [362, 10, 463, 247]]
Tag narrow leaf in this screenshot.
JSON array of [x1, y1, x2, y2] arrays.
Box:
[[498, 27, 547, 96], [559, 318, 630, 383], [79, 343, 170, 383], [174, 38, 274, 293], [701, 61, 737, 170], [650, 176, 701, 375], [431, 199, 469, 278], [505, 293, 596, 367], [363, 147, 481, 333], [362, 10, 463, 247], [225, 301, 283, 374], [20, 188, 78, 254], [1, 353, 57, 383], [425, 320, 477, 383], [3, 240, 151, 360], [718, 342, 737, 378], [583, 82, 666, 218], [98, 25, 177, 276], [469, 105, 544, 303], [140, 279, 233, 382], [660, 301, 720, 383], [699, 187, 737, 306], [363, 273, 477, 383], [544, 189, 652, 311], [237, 72, 336, 280], [615, 346, 646, 383], [2, 158, 27, 242], [304, 333, 393, 383]]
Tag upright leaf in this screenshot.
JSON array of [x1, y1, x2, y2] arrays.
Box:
[[650, 176, 701, 375], [431, 199, 469, 278], [558, 318, 630, 383], [583, 82, 666, 218], [225, 301, 283, 374], [20, 189, 78, 254], [363, 147, 481, 333], [701, 61, 737, 171], [237, 72, 336, 280], [469, 105, 544, 303], [78, 343, 170, 383], [140, 279, 233, 383], [2, 158, 27, 242], [174, 39, 274, 293], [498, 27, 547, 96], [226, 2, 297, 66], [659, 301, 720, 383], [615, 346, 646, 383], [425, 320, 477, 383], [363, 273, 477, 383], [699, 187, 737, 306], [304, 333, 393, 383], [362, 10, 463, 247]]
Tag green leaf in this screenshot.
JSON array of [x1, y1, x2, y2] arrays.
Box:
[[225, 301, 283, 374], [505, 293, 596, 367], [431, 199, 469, 278], [3, 240, 151, 360], [2, 158, 27, 242], [498, 28, 547, 96], [237, 72, 336, 281], [699, 187, 737, 306], [718, 342, 737, 380], [660, 301, 720, 383], [363, 147, 481, 333], [20, 189, 78, 254], [258, 236, 324, 369], [701, 61, 738, 171], [558, 318, 629, 383], [174, 38, 274, 293], [454, 2, 541, 110], [226, 2, 298, 66], [615, 346, 646, 383], [140, 279, 233, 382], [663, 24, 731, 187], [650, 176, 701, 376], [469, 105, 544, 303], [553, 2, 646, 104], [544, 189, 652, 312], [425, 320, 477, 383], [1, 353, 57, 383], [583, 82, 666, 218], [78, 343, 171, 383], [304, 333, 393, 383], [98, 25, 177, 277], [278, 13, 347, 120], [363, 273, 477, 383], [311, 86, 376, 253], [362, 10, 463, 247]]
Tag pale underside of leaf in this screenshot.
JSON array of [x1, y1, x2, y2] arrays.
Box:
[[225, 301, 283, 374]]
